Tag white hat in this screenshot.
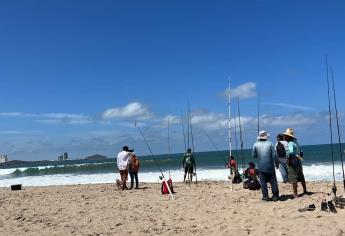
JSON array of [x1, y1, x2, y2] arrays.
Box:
[[257, 130, 270, 140]]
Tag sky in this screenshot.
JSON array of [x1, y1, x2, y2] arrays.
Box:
[[1, 0, 345, 161]]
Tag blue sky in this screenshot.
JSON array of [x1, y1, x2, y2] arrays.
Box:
[[1, 0, 345, 161]]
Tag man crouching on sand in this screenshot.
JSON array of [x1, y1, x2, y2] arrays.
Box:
[[252, 131, 279, 201], [117, 146, 133, 190]]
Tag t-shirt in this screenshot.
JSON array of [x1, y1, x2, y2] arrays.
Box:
[[287, 140, 302, 166], [117, 151, 131, 170], [182, 153, 195, 168]]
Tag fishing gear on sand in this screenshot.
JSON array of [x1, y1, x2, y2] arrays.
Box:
[[325, 57, 345, 209]]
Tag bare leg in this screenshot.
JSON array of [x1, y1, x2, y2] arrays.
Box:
[[301, 180, 307, 193], [292, 183, 298, 198]]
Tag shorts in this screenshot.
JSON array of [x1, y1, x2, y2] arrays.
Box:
[[184, 166, 194, 174], [119, 169, 128, 182], [288, 165, 305, 184]]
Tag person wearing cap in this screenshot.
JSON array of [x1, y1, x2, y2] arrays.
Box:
[[283, 128, 307, 198], [117, 146, 133, 190], [252, 131, 279, 201], [182, 148, 196, 183]]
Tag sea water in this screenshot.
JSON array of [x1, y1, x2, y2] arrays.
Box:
[[0, 144, 344, 187]]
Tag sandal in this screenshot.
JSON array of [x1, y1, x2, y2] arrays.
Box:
[[298, 204, 316, 212]]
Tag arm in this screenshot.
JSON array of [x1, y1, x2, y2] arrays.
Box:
[[182, 155, 186, 168], [271, 143, 279, 169], [252, 143, 257, 158], [192, 155, 196, 170], [295, 141, 304, 161]]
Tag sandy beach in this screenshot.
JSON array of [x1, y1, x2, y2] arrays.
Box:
[[1, 181, 344, 236]]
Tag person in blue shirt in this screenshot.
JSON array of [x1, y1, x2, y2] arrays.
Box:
[[252, 130, 279, 201], [284, 128, 307, 198]]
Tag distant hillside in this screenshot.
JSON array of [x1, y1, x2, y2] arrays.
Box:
[[84, 154, 108, 160]]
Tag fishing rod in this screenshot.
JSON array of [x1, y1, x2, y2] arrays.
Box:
[[257, 91, 261, 134], [189, 110, 195, 153], [187, 100, 190, 149], [189, 110, 197, 185], [203, 130, 219, 151], [237, 98, 245, 172], [228, 82, 232, 158], [233, 106, 239, 160], [168, 118, 171, 154], [181, 113, 187, 151], [330, 67, 345, 191], [325, 56, 336, 197], [228, 81, 233, 191], [135, 122, 174, 199]]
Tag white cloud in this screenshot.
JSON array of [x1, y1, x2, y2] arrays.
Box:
[[0, 112, 23, 117], [160, 115, 181, 127], [191, 112, 227, 131], [102, 102, 152, 120], [261, 113, 319, 127], [223, 82, 257, 99], [262, 103, 315, 111], [0, 112, 92, 124]]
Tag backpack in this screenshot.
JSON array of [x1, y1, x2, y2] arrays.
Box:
[[161, 178, 174, 194], [276, 142, 286, 158]]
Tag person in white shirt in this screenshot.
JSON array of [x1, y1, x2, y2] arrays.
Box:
[[117, 146, 133, 190]]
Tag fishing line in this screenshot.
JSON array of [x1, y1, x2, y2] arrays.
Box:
[[257, 91, 261, 135], [181, 113, 187, 151], [135, 122, 174, 199], [330, 67, 345, 191], [203, 130, 219, 151], [233, 106, 239, 160], [237, 98, 245, 171], [135, 123, 164, 177]]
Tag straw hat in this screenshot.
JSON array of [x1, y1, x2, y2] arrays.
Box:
[[257, 130, 270, 140], [283, 128, 295, 138]]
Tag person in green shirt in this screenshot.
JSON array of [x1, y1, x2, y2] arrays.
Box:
[[182, 148, 196, 183]]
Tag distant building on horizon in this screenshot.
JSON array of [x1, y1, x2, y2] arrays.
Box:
[[57, 155, 63, 161], [57, 152, 69, 161], [0, 154, 8, 163]]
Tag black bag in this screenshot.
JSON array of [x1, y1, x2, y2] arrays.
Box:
[[243, 178, 261, 190], [232, 171, 243, 184], [276, 142, 286, 158]]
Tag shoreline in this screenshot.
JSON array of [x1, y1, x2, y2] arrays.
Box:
[[1, 181, 345, 235]]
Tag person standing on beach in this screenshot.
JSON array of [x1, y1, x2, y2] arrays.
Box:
[[275, 134, 289, 183], [117, 146, 133, 190], [182, 148, 196, 183], [128, 152, 140, 189], [283, 128, 308, 198], [252, 131, 279, 201]]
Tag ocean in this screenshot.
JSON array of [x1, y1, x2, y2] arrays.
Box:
[[0, 143, 344, 187]]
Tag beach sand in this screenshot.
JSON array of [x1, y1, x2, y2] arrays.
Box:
[[1, 181, 345, 236]]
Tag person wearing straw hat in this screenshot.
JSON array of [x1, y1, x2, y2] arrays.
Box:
[[283, 128, 307, 198], [252, 130, 279, 201]]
